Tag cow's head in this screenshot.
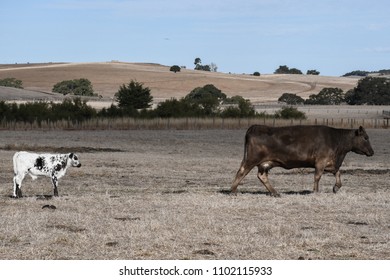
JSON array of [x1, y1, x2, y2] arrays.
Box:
[[352, 126, 374, 156], [69, 153, 82, 168]]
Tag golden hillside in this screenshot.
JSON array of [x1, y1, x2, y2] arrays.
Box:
[[0, 61, 359, 104]]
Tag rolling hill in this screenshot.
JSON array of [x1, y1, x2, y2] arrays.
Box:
[[0, 61, 360, 105]]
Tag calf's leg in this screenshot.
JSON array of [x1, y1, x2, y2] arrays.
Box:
[[51, 175, 59, 197], [13, 173, 25, 198]]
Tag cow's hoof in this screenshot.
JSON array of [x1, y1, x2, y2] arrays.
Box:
[[333, 186, 340, 193], [271, 193, 281, 198]]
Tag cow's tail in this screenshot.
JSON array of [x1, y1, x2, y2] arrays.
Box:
[[241, 127, 253, 164]]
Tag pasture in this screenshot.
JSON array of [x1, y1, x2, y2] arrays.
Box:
[[0, 128, 389, 260]]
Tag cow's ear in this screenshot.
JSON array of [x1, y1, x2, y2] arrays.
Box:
[[69, 153, 74, 158], [355, 126, 364, 136]]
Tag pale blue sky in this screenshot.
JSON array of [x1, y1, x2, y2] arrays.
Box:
[[1, 0, 389, 76]]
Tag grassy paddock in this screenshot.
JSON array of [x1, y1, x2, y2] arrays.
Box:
[[0, 117, 389, 130], [0, 129, 389, 260]]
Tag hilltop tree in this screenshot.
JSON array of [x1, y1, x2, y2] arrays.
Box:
[[307, 69, 320, 75], [274, 65, 302, 74], [194, 57, 201, 66], [170, 65, 181, 73], [193, 57, 212, 71]]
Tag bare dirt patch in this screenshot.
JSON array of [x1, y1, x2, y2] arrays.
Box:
[[0, 129, 388, 259]]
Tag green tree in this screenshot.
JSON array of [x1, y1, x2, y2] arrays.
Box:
[[278, 93, 305, 105], [0, 77, 23, 88], [305, 88, 344, 105], [52, 78, 94, 96], [274, 65, 302, 74], [307, 69, 320, 75], [222, 95, 256, 117], [170, 65, 181, 73], [185, 84, 227, 115], [193, 57, 211, 71], [115, 80, 153, 110], [345, 77, 390, 105], [194, 57, 201, 66]]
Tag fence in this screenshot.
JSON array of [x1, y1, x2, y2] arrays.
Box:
[[0, 117, 389, 130]]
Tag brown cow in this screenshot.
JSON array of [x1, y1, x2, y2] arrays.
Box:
[[231, 125, 374, 196]]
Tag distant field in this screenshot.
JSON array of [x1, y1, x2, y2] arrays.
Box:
[[0, 62, 360, 103]]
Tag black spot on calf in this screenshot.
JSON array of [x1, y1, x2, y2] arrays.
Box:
[[54, 164, 63, 172], [34, 157, 45, 170]]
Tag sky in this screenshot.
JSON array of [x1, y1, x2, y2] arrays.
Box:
[[1, 0, 389, 76]]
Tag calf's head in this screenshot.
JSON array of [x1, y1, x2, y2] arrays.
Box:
[[352, 126, 374, 156], [69, 153, 82, 167]]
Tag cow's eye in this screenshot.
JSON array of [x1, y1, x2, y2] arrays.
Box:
[[74, 156, 78, 160]]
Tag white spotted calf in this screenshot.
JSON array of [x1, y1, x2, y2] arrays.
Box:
[[13, 151, 81, 198]]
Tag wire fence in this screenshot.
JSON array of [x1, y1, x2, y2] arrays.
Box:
[[0, 117, 389, 130]]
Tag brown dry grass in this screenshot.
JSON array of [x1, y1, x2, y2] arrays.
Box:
[[0, 62, 359, 103], [0, 129, 388, 260]]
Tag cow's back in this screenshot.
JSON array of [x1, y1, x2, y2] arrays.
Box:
[[246, 125, 334, 146], [244, 125, 338, 168], [13, 151, 39, 173]]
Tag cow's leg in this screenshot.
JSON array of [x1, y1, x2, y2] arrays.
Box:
[[13, 173, 25, 198], [257, 167, 280, 197], [231, 161, 255, 194], [313, 165, 325, 192], [333, 170, 342, 193], [51, 175, 59, 197]]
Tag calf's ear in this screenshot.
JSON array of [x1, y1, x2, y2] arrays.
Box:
[[69, 153, 74, 158]]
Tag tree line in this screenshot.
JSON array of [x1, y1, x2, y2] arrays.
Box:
[[279, 77, 390, 105], [0, 80, 307, 123]]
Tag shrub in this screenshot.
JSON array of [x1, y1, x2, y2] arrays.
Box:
[[275, 107, 307, 119], [0, 78, 23, 88], [222, 96, 256, 118]]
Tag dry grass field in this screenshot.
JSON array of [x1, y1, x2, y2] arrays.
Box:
[[0, 62, 360, 104], [0, 128, 389, 260]]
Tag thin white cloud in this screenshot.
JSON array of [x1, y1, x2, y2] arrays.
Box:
[[363, 47, 390, 53]]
